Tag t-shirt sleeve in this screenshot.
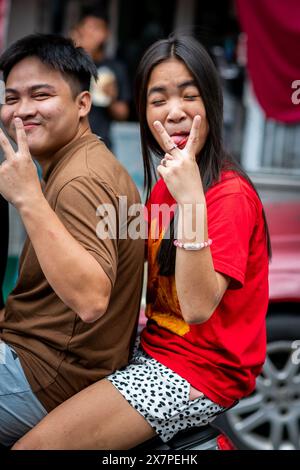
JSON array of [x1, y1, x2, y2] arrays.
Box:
[[207, 193, 258, 289], [55, 176, 118, 287]]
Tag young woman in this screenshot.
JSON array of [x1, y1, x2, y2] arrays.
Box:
[[13, 35, 270, 450]]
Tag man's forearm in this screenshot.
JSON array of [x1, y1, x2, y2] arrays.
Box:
[[18, 195, 111, 322]]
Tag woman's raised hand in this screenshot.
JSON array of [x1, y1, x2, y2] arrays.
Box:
[[154, 115, 205, 204]]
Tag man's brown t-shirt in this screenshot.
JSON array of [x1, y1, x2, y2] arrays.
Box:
[[0, 134, 144, 411]]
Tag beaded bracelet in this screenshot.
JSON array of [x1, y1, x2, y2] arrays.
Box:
[[173, 238, 212, 251]]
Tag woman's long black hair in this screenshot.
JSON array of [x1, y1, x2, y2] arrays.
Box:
[[135, 34, 271, 276]]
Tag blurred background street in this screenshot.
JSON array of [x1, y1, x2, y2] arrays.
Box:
[[0, 0, 300, 450]]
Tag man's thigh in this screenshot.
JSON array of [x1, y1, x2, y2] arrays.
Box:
[[0, 340, 47, 447]]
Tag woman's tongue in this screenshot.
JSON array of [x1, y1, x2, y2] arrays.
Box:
[[171, 134, 189, 149]]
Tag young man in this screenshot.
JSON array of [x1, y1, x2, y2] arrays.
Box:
[[70, 7, 131, 149], [0, 34, 144, 447]]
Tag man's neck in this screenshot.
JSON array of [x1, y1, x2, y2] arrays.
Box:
[[36, 125, 92, 179]]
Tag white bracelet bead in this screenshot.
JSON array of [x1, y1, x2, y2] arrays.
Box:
[[173, 239, 212, 251]]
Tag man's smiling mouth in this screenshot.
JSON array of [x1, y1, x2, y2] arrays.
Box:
[[21, 122, 41, 131]]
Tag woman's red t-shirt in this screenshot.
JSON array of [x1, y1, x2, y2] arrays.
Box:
[[141, 171, 269, 407]]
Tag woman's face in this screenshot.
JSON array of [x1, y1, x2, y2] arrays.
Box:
[[146, 58, 209, 154]]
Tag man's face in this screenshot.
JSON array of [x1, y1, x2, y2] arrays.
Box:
[[1, 56, 83, 159]]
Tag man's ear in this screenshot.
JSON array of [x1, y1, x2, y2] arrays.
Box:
[[77, 91, 92, 117]]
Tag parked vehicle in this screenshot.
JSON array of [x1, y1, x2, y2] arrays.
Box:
[[218, 198, 300, 450]]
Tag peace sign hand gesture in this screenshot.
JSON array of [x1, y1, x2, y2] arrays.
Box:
[[154, 115, 205, 205], [0, 118, 43, 209]]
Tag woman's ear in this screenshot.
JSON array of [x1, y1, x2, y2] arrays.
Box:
[[77, 91, 92, 118]]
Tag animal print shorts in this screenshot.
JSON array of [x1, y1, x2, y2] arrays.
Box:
[[107, 345, 226, 442]]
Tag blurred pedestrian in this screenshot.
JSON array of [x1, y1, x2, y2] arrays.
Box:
[[70, 7, 131, 150]]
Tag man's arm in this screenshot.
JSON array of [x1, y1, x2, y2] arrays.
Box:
[[0, 119, 111, 323], [19, 195, 111, 323]]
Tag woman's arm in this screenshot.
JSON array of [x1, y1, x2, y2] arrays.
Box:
[[154, 116, 230, 324], [175, 200, 230, 324]]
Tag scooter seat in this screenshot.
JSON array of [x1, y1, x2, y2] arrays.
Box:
[[134, 423, 219, 450]]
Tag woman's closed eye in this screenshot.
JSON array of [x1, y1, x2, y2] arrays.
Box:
[[184, 94, 200, 101], [150, 98, 166, 106]]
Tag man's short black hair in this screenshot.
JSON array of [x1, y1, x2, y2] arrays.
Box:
[[0, 33, 98, 97], [79, 5, 109, 24]]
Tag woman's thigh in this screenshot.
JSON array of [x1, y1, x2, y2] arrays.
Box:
[[13, 378, 156, 450]]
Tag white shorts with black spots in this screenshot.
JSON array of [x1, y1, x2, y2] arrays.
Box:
[[107, 345, 226, 443]]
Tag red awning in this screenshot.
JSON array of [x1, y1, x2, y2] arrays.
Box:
[[0, 0, 10, 53], [236, 0, 300, 123]]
